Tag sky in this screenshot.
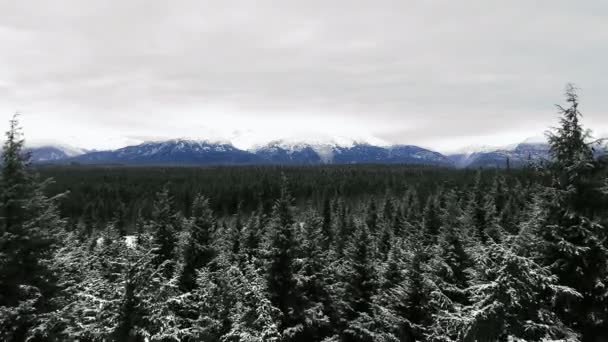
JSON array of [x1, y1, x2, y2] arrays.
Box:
[[1, 0, 608, 153]]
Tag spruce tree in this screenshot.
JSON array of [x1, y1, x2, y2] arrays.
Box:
[[462, 242, 578, 342], [243, 210, 265, 260], [265, 175, 301, 336], [149, 186, 178, 267], [322, 197, 333, 250], [341, 223, 379, 342], [230, 213, 243, 257], [179, 194, 216, 291], [463, 172, 489, 243], [540, 84, 608, 338], [422, 194, 442, 244], [365, 199, 378, 235], [333, 199, 351, 258], [296, 206, 332, 341], [402, 247, 432, 341], [433, 189, 472, 305], [344, 223, 377, 318], [0, 115, 64, 340]]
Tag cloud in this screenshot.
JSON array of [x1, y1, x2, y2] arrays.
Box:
[[1, 0, 607, 151]]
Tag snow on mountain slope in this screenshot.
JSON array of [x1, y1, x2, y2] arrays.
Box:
[[24, 135, 607, 168], [250, 139, 453, 166], [70, 139, 259, 165], [25, 145, 87, 163], [448, 138, 551, 169]]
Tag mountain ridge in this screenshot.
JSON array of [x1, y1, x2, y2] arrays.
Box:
[[20, 137, 607, 168]]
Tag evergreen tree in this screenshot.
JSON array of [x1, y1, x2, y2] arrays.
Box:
[[433, 189, 472, 305], [341, 223, 379, 342], [322, 197, 333, 250], [540, 84, 608, 338], [179, 194, 216, 291], [333, 199, 351, 258], [294, 206, 332, 341], [265, 176, 302, 336], [401, 247, 432, 341], [462, 242, 578, 342], [222, 260, 282, 342], [422, 194, 442, 244], [0, 115, 64, 341], [243, 210, 264, 260], [463, 172, 489, 243], [149, 186, 178, 267], [365, 199, 378, 235], [230, 213, 243, 257]]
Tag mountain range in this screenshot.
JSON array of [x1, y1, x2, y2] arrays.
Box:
[[18, 137, 593, 168]]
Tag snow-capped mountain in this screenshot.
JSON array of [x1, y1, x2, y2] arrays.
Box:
[[44, 138, 454, 166], [25, 145, 87, 163], [24, 136, 606, 168], [252, 140, 332, 165], [448, 135, 608, 168], [448, 140, 551, 169], [69, 139, 259, 165], [251, 140, 453, 166]]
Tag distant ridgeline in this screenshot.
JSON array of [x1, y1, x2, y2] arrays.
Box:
[[17, 137, 606, 168]]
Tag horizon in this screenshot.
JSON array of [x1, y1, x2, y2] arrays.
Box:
[[22, 130, 554, 155]]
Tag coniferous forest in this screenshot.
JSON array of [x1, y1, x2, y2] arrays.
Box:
[[2, 88, 608, 342]]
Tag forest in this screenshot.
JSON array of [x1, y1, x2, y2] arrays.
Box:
[[1, 87, 608, 342]]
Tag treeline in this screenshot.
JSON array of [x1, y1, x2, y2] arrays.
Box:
[[0, 86, 607, 341], [38, 165, 542, 231]]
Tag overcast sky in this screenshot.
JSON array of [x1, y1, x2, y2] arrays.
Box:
[[1, 0, 607, 152]]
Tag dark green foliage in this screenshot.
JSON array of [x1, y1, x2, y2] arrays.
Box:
[[422, 194, 442, 244], [265, 176, 302, 334], [365, 199, 378, 234], [462, 242, 578, 342], [179, 194, 216, 291], [322, 197, 333, 250], [0, 115, 65, 341], [150, 186, 178, 267], [539, 84, 608, 339], [345, 223, 377, 318]]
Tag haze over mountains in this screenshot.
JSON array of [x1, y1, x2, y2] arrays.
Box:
[[20, 136, 590, 169]]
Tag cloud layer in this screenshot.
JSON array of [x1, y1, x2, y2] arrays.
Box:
[[1, 0, 607, 152]]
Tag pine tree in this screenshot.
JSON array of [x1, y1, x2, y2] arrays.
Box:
[[113, 199, 128, 237], [377, 222, 392, 261], [462, 242, 578, 342], [463, 172, 489, 243], [149, 186, 178, 267], [401, 247, 432, 341], [184, 254, 239, 341], [403, 187, 421, 226], [365, 199, 378, 235], [230, 213, 243, 257], [333, 199, 351, 258], [422, 194, 442, 244], [265, 175, 302, 336], [540, 84, 608, 338], [345, 222, 377, 316], [52, 228, 186, 341], [341, 223, 379, 342], [0, 115, 65, 341], [427, 190, 474, 341], [243, 210, 263, 259], [179, 194, 216, 291], [222, 260, 282, 342], [322, 197, 333, 250], [433, 189, 472, 305], [294, 206, 332, 341]]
